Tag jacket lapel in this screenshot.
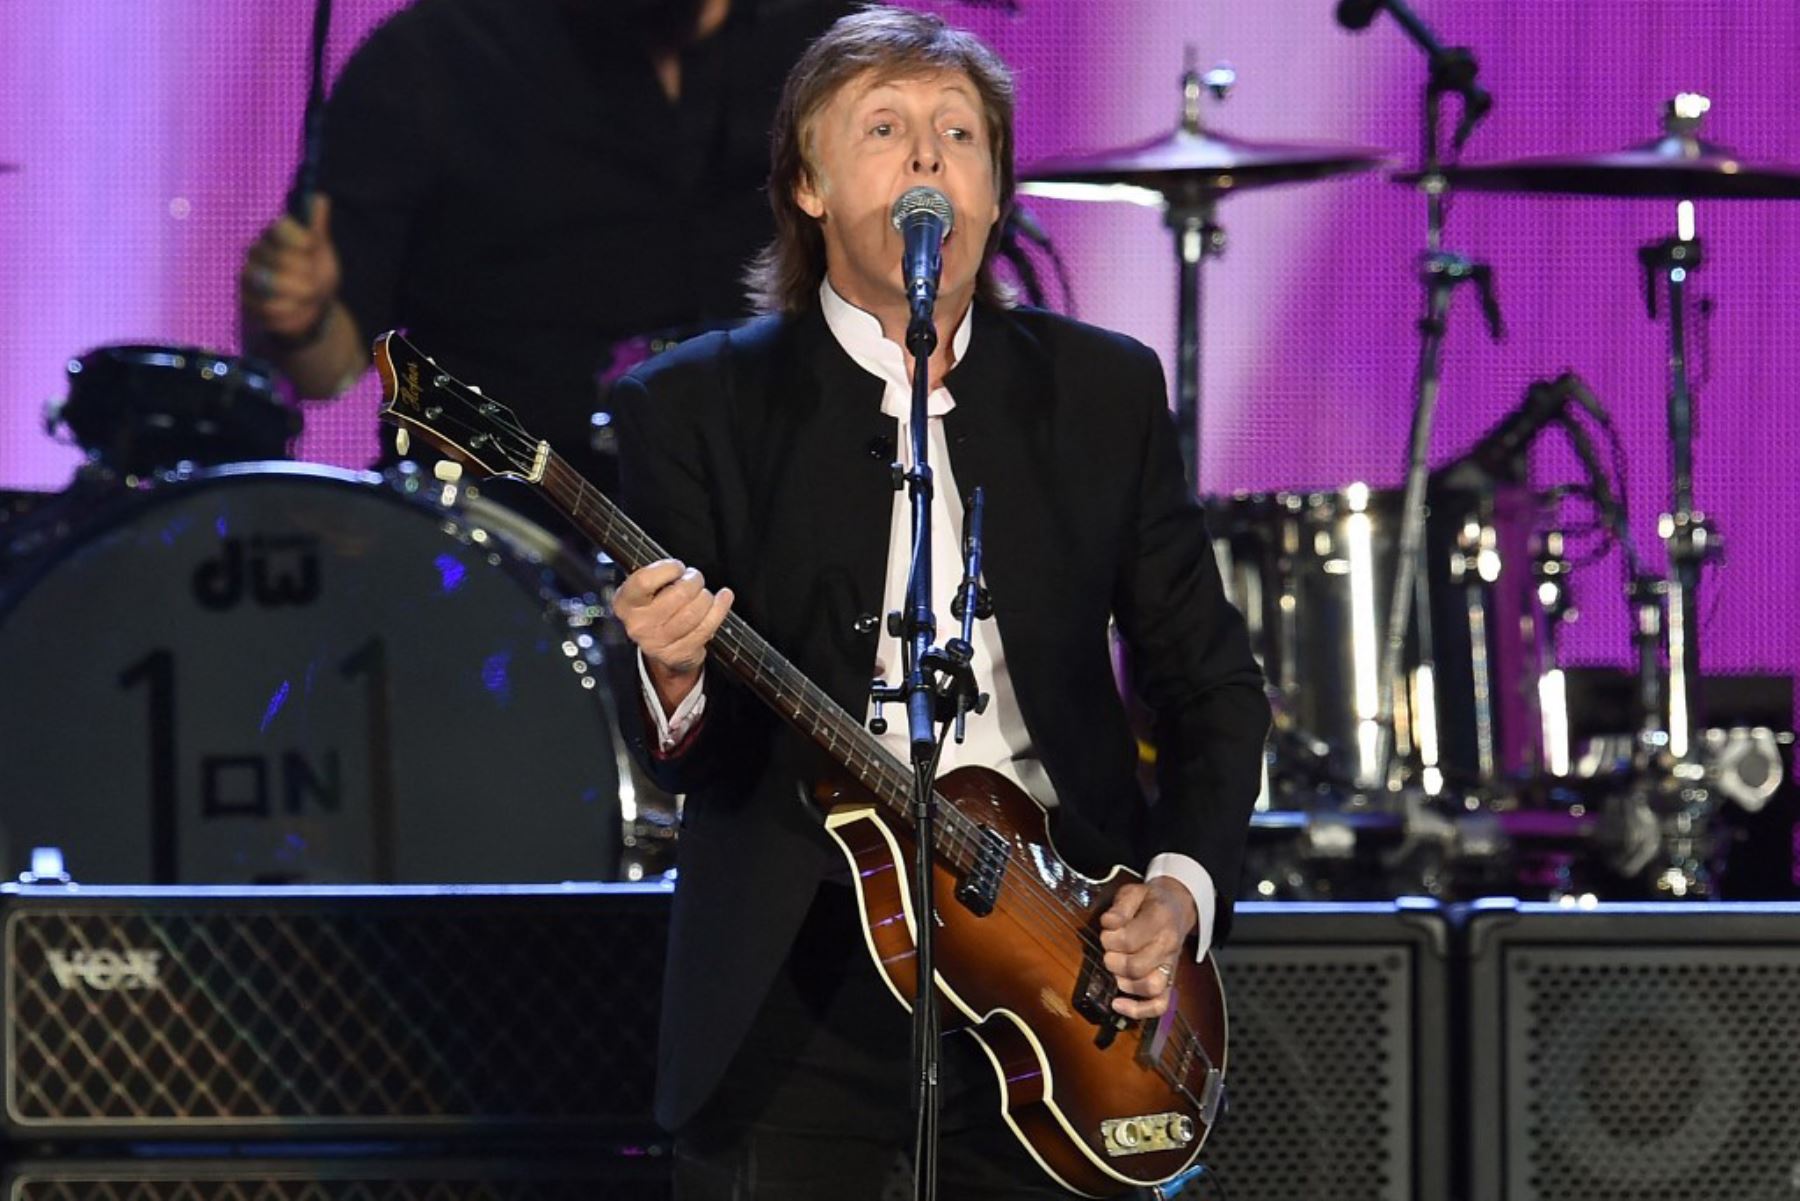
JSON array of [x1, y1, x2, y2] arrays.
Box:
[[940, 307, 1087, 796], [758, 306, 896, 716], [941, 305, 1065, 622]]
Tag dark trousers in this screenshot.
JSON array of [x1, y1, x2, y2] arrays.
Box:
[[672, 881, 1077, 1200]]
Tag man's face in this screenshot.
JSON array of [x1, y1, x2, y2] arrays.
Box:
[[795, 70, 1001, 319]]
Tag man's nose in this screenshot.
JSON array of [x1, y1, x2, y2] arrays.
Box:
[[908, 133, 944, 175]]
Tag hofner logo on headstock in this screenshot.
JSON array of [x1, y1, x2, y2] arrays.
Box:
[[398, 361, 424, 410]]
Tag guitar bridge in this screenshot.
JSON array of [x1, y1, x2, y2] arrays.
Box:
[[954, 824, 1009, 917]]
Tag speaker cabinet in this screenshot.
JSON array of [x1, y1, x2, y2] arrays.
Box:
[[0, 1156, 670, 1201], [1463, 900, 1800, 1201], [2, 884, 668, 1140], [1194, 900, 1453, 1201]]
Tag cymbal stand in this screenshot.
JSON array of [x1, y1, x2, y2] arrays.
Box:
[[1370, 42, 1500, 793], [1627, 97, 1725, 895], [1637, 223, 1720, 762], [1166, 55, 1231, 490]]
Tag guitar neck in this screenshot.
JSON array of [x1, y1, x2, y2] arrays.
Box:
[[533, 447, 919, 819]]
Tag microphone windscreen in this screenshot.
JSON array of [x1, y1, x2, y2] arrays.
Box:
[[890, 186, 955, 234], [1336, 0, 1382, 30]]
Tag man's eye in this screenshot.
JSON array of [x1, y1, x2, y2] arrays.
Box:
[[871, 122, 894, 137], [945, 126, 972, 142]]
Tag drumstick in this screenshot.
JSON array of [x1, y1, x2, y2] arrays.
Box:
[[285, 0, 334, 223]]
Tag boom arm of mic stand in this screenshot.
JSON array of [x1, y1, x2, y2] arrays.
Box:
[[1349, 0, 1493, 151]]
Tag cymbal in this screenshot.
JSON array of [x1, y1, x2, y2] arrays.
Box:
[[1021, 126, 1387, 205], [1396, 134, 1800, 199]]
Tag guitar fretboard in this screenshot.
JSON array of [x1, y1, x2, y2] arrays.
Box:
[[375, 330, 984, 870], [537, 448, 927, 821]]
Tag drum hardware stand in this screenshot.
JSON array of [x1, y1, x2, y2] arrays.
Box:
[[1528, 527, 1575, 777], [1621, 97, 1728, 897], [1628, 575, 1668, 757], [1635, 149, 1724, 763], [1167, 52, 1234, 490], [1371, 23, 1499, 796]]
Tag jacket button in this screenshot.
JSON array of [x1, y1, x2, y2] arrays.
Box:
[[853, 613, 879, 634]]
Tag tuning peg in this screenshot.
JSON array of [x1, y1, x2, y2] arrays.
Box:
[[394, 428, 411, 456], [433, 460, 464, 483]]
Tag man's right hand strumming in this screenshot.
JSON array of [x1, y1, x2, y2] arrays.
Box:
[[615, 559, 735, 715], [238, 194, 366, 398]]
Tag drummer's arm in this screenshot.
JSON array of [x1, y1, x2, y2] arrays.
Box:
[[245, 300, 368, 400]]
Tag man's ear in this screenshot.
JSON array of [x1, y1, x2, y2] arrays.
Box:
[[795, 171, 826, 220]]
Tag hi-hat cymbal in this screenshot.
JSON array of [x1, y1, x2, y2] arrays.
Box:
[[1021, 125, 1387, 205], [1396, 134, 1800, 199]]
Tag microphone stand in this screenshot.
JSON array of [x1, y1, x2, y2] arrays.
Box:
[[1356, 0, 1501, 795], [868, 292, 989, 1201]]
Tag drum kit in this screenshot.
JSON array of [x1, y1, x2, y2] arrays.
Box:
[[1020, 57, 1800, 904], [2, 350, 656, 886], [2, 35, 1797, 898]]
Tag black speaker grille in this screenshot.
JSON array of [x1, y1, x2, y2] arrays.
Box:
[[1506, 946, 1800, 1201], [3, 1159, 669, 1201], [4, 892, 666, 1135], [1199, 946, 1412, 1201]]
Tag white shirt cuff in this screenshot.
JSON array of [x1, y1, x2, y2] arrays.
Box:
[[1146, 852, 1217, 962], [637, 650, 707, 751]]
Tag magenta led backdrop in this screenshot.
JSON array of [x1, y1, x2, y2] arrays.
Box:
[[1, 1, 1796, 711]]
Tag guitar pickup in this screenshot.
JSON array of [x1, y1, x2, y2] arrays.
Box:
[[1074, 945, 1130, 1049], [954, 824, 1009, 917]]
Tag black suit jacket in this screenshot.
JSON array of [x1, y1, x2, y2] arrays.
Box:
[[610, 298, 1270, 1131]]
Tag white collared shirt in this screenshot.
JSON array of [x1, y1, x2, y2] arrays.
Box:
[[640, 279, 1216, 958]]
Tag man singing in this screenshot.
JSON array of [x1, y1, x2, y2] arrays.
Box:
[[610, 8, 1269, 1196]]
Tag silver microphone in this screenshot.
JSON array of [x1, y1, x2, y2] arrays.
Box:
[[890, 187, 955, 334]]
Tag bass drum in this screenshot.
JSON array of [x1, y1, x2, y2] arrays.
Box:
[[0, 463, 627, 884], [1210, 482, 1549, 795]]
